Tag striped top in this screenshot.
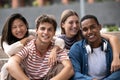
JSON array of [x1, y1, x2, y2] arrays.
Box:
[[17, 39, 69, 79]]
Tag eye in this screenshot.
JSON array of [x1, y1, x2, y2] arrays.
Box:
[[69, 21, 73, 25], [90, 25, 97, 30], [19, 24, 24, 28], [76, 21, 79, 24], [40, 27, 45, 31], [48, 28, 52, 31], [82, 27, 88, 32], [12, 25, 17, 29]]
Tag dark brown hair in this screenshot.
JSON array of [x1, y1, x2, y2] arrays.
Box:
[[1, 13, 29, 49], [35, 14, 57, 31]]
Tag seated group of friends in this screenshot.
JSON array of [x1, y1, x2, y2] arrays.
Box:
[[0, 9, 120, 80]]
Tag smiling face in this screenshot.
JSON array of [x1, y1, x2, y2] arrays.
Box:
[[62, 15, 80, 38], [36, 22, 55, 44], [11, 19, 27, 39], [81, 18, 102, 45]]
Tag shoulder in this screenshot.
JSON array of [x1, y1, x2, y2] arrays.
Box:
[[57, 34, 65, 39], [3, 41, 8, 45], [69, 40, 86, 56], [24, 39, 36, 50], [29, 29, 36, 36], [71, 40, 84, 49], [102, 38, 112, 50]]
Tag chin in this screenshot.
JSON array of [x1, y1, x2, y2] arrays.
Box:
[[88, 39, 96, 43], [17, 37, 24, 39], [71, 33, 77, 36], [42, 40, 50, 43]]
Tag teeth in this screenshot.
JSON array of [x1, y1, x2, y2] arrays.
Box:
[[16, 32, 23, 36], [44, 36, 49, 39], [88, 35, 94, 38], [42, 34, 49, 39]]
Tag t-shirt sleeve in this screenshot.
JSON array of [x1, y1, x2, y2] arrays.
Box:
[[16, 46, 29, 59], [57, 49, 69, 62]]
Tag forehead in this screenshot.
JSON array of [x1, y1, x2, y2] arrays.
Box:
[[12, 19, 24, 25], [81, 18, 96, 28], [66, 15, 79, 21], [13, 19, 23, 23], [38, 22, 54, 28]]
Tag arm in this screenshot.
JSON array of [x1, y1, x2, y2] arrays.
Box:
[[20, 35, 35, 46], [3, 35, 34, 57], [7, 55, 29, 80], [51, 59, 74, 80], [3, 41, 24, 57], [101, 33, 120, 72], [48, 37, 65, 66]]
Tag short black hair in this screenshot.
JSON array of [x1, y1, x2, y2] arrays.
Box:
[[80, 14, 99, 25]]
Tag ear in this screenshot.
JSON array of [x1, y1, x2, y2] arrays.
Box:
[[35, 29, 38, 36], [61, 22, 65, 29], [36, 28, 37, 32]]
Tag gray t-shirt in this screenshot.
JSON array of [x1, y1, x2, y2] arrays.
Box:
[[88, 47, 107, 79]]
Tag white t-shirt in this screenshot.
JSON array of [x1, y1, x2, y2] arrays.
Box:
[[88, 47, 107, 79]]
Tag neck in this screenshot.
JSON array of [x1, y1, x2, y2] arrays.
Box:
[[66, 34, 74, 39], [35, 40, 51, 55], [66, 34, 76, 39], [88, 38, 102, 48]]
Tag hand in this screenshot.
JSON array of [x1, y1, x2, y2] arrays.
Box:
[[21, 35, 35, 45], [48, 49, 57, 66], [50, 78, 56, 80], [50, 77, 60, 80], [93, 78, 98, 80], [27, 35, 35, 42], [111, 58, 120, 72]]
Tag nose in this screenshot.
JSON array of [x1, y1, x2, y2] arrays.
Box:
[[16, 27, 21, 31], [73, 22, 78, 28], [88, 28, 92, 34], [44, 29, 48, 34]]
